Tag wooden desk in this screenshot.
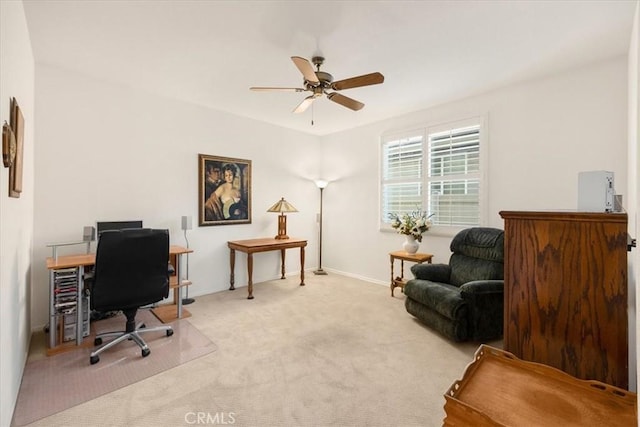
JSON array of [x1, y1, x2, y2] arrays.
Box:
[[45, 245, 192, 353], [228, 237, 307, 299], [389, 251, 433, 297]]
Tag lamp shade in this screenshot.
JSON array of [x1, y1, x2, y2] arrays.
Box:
[[315, 180, 329, 189], [267, 197, 298, 213]]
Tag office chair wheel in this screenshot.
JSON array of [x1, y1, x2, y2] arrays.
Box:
[[90, 355, 100, 365], [94, 337, 103, 345], [142, 348, 151, 357], [166, 329, 174, 337]]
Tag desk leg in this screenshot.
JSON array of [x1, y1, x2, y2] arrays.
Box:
[[49, 270, 57, 348], [176, 253, 183, 318], [280, 248, 286, 279], [247, 253, 254, 299], [229, 248, 236, 291], [76, 266, 84, 345], [299, 246, 305, 286]]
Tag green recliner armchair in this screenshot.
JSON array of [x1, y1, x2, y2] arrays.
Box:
[[403, 227, 504, 342]]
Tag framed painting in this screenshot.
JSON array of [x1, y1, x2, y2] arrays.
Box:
[[198, 154, 252, 226], [2, 121, 16, 168], [9, 98, 24, 198]]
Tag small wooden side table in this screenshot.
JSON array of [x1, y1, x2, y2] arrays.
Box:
[[389, 251, 433, 297]]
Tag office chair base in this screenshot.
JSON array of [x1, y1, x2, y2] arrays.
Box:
[[89, 323, 173, 365]]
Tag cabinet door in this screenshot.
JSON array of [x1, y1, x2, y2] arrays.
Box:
[[501, 211, 628, 389]]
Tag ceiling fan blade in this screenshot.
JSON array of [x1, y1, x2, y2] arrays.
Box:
[[327, 92, 364, 111], [331, 72, 384, 91], [291, 56, 319, 84], [293, 95, 316, 114], [250, 86, 305, 92]]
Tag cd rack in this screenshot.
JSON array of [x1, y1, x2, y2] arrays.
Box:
[[50, 267, 89, 346]]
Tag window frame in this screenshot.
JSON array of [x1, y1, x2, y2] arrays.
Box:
[[379, 115, 488, 237], [379, 127, 427, 227]]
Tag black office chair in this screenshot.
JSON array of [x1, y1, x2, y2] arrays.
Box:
[[86, 228, 174, 365]]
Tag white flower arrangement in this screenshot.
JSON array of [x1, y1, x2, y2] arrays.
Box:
[[389, 210, 433, 242]]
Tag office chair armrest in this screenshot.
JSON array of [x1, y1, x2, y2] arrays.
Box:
[[167, 263, 175, 276], [83, 271, 95, 284], [83, 271, 95, 297]]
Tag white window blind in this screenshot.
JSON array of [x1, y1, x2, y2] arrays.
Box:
[[380, 119, 484, 230], [381, 134, 424, 221], [427, 125, 480, 226]]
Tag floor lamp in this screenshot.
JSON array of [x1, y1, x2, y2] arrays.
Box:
[[314, 180, 328, 275], [181, 215, 195, 305]]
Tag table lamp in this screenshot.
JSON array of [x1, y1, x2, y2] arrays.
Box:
[[267, 197, 298, 239]]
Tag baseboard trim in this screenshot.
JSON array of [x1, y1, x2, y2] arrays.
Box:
[[314, 267, 388, 287]]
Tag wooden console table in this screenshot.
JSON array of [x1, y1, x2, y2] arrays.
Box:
[[227, 237, 307, 299], [389, 251, 433, 297]]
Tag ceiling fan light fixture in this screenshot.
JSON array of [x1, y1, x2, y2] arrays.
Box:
[[252, 55, 384, 114], [293, 96, 315, 114]]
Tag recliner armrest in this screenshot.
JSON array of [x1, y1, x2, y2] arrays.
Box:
[[459, 279, 504, 296], [458, 279, 504, 341], [410, 263, 451, 282]]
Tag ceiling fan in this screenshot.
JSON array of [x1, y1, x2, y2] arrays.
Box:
[[250, 56, 384, 113]]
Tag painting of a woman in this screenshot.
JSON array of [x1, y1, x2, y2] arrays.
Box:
[[199, 155, 251, 226]]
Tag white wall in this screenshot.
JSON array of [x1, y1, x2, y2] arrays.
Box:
[[0, 1, 35, 426], [320, 57, 628, 286], [629, 0, 640, 393], [32, 64, 321, 328]]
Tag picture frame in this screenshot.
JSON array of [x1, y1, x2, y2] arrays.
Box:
[[9, 98, 24, 198], [198, 154, 251, 226], [2, 121, 16, 168]]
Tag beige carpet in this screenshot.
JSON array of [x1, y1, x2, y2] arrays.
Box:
[[13, 309, 217, 426], [15, 273, 500, 427]]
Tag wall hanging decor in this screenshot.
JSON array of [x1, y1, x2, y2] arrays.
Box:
[[9, 97, 24, 198], [2, 121, 16, 168], [198, 154, 251, 226]]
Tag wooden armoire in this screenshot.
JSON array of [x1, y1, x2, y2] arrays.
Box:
[[499, 211, 629, 389]]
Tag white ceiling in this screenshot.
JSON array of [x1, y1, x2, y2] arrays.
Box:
[[22, 0, 637, 136]]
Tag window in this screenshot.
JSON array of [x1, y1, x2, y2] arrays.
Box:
[[381, 118, 485, 231], [381, 131, 425, 221]]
